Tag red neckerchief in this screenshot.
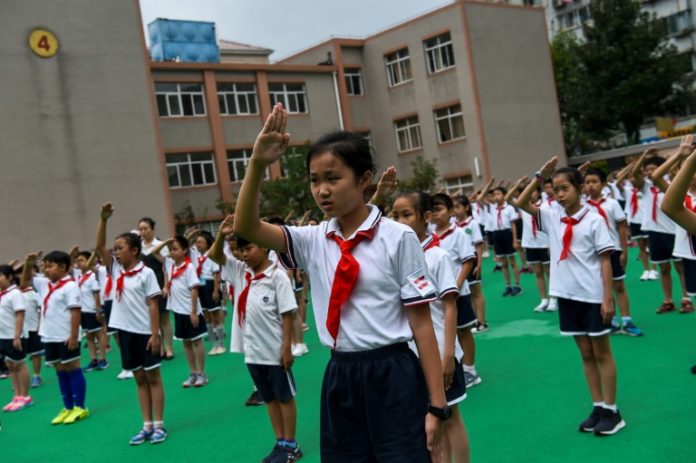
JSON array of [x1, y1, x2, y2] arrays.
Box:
[[650, 186, 661, 222], [43, 277, 75, 315], [497, 205, 505, 229], [423, 235, 441, 252], [115, 263, 144, 302], [168, 258, 191, 291], [587, 198, 609, 226], [78, 271, 93, 288], [435, 225, 455, 242], [458, 218, 473, 228], [236, 269, 268, 327], [0, 285, 18, 304], [630, 189, 639, 217], [196, 255, 207, 278], [558, 209, 589, 262], [104, 273, 113, 298]]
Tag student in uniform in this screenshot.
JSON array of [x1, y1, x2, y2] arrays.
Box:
[[623, 175, 655, 281], [663, 143, 696, 234], [14, 264, 44, 388], [234, 103, 449, 462], [0, 264, 31, 412], [584, 168, 645, 335], [515, 158, 625, 436], [74, 251, 109, 371], [96, 204, 168, 445], [153, 236, 208, 387], [489, 187, 523, 296], [216, 216, 302, 463], [192, 231, 225, 355], [22, 252, 88, 424], [431, 193, 482, 389], [393, 192, 471, 463]]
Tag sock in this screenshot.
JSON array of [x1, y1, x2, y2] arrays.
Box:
[[68, 369, 87, 408], [56, 371, 74, 409], [216, 324, 225, 340], [611, 316, 620, 327], [283, 439, 298, 449], [154, 420, 164, 430], [593, 401, 605, 408], [541, 298, 549, 304], [603, 403, 617, 412], [144, 421, 154, 431], [621, 316, 632, 324], [206, 324, 215, 344], [463, 364, 477, 376]]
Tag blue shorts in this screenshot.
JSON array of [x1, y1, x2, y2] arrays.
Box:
[[648, 231, 677, 263], [447, 358, 467, 405], [247, 363, 296, 403], [118, 330, 161, 372], [80, 312, 102, 334], [558, 297, 611, 337], [456, 294, 478, 329], [26, 331, 44, 357], [102, 300, 117, 335], [493, 229, 515, 256], [199, 279, 222, 311], [629, 223, 647, 240], [0, 338, 28, 363], [525, 247, 550, 264], [173, 312, 207, 341], [45, 341, 81, 365], [610, 251, 626, 280], [682, 258, 696, 296]]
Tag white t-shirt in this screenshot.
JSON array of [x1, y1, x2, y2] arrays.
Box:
[[623, 182, 642, 224], [96, 264, 112, 303], [520, 203, 549, 249], [195, 254, 220, 281], [34, 275, 81, 342], [141, 239, 169, 257], [77, 271, 101, 314], [279, 205, 436, 352], [436, 224, 476, 295], [22, 288, 41, 333], [640, 179, 676, 234], [489, 203, 517, 231], [673, 192, 696, 260], [458, 217, 483, 245], [537, 205, 614, 304], [108, 262, 162, 335], [585, 197, 627, 250], [0, 286, 26, 339], [165, 258, 202, 316]]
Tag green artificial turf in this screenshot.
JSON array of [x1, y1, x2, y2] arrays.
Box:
[[2, 247, 694, 462]]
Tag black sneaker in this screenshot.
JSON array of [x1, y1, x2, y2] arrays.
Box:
[[278, 445, 303, 462], [594, 408, 626, 436], [245, 390, 265, 406], [493, 265, 503, 273], [578, 406, 603, 432], [510, 286, 523, 297], [502, 287, 513, 297], [691, 364, 696, 374], [263, 444, 286, 463]]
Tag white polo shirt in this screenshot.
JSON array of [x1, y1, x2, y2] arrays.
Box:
[[96, 264, 112, 303], [623, 183, 642, 224], [458, 217, 483, 245], [165, 258, 202, 316], [22, 288, 41, 333], [0, 286, 26, 339], [536, 205, 614, 304], [640, 179, 676, 234], [108, 262, 162, 335], [436, 224, 476, 295], [279, 205, 436, 352], [520, 203, 549, 249], [77, 271, 100, 314], [489, 203, 517, 231], [34, 275, 81, 343], [195, 254, 220, 282], [222, 256, 297, 363], [141, 239, 169, 257], [673, 192, 696, 260], [586, 197, 627, 250]]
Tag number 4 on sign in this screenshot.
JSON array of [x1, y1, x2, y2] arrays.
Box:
[[38, 35, 50, 52]]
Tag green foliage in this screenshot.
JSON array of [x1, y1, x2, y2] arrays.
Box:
[[399, 155, 439, 192]]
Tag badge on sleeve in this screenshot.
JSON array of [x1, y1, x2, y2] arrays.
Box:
[[407, 270, 433, 298]]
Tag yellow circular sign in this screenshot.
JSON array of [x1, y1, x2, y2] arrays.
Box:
[[28, 29, 59, 58]]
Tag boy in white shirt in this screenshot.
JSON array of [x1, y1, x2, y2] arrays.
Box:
[[74, 251, 108, 371]]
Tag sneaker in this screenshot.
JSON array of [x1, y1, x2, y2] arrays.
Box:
[[97, 359, 109, 370], [83, 359, 98, 372], [3, 396, 21, 412], [150, 427, 167, 444], [0, 370, 9, 379], [639, 270, 650, 281], [245, 390, 265, 406], [302, 323, 309, 332], [272, 445, 303, 463], [9, 396, 33, 412], [656, 301, 676, 314], [533, 300, 549, 312], [493, 265, 503, 273], [182, 373, 197, 388], [63, 406, 89, 424], [482, 250, 490, 258], [648, 270, 659, 280], [117, 369, 134, 380], [472, 322, 489, 334], [208, 345, 220, 356], [286, 445, 304, 462], [51, 408, 72, 425], [510, 286, 523, 297], [130, 428, 154, 445], [215, 345, 227, 355], [620, 321, 644, 337], [194, 373, 208, 388], [502, 287, 513, 297], [30, 376, 42, 388], [594, 408, 626, 436], [547, 298, 558, 312], [679, 299, 694, 314], [292, 343, 309, 357], [610, 324, 621, 335], [463, 370, 482, 388], [263, 444, 286, 463], [578, 406, 603, 432]]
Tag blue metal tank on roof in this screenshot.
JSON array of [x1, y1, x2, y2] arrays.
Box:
[[148, 18, 220, 63]]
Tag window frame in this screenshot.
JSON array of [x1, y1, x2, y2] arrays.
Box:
[[384, 48, 413, 87], [217, 83, 259, 116], [166, 152, 217, 188], [424, 32, 455, 74], [434, 104, 466, 143], [227, 149, 270, 182], [268, 83, 309, 114], [155, 83, 207, 117], [394, 116, 423, 152], [444, 175, 474, 195], [344, 68, 364, 95]]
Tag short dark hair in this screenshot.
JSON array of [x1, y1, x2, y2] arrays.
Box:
[[584, 167, 607, 183], [139, 217, 156, 229], [552, 167, 584, 191], [76, 251, 92, 260], [196, 231, 214, 248], [307, 131, 376, 181], [235, 235, 251, 249], [432, 193, 453, 210], [396, 191, 433, 218], [172, 235, 189, 251], [43, 251, 72, 270], [0, 264, 15, 282], [644, 157, 665, 168], [493, 186, 507, 195], [116, 233, 142, 256]]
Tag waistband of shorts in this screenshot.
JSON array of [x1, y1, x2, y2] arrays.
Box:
[[331, 342, 410, 362]]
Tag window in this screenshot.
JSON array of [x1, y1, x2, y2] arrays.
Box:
[[217, 83, 258, 115], [194, 221, 223, 235], [424, 32, 455, 74], [445, 174, 474, 195], [155, 83, 206, 117], [394, 116, 422, 152], [384, 48, 413, 87], [269, 83, 308, 113], [665, 10, 693, 36], [434, 104, 466, 143], [227, 149, 269, 182], [345, 69, 364, 95], [166, 152, 217, 188]]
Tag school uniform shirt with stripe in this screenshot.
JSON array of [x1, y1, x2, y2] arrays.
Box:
[[0, 286, 26, 339], [194, 252, 221, 282], [97, 264, 112, 302], [520, 204, 549, 249], [489, 203, 517, 231], [222, 256, 297, 364], [165, 258, 202, 316], [22, 289, 41, 332], [437, 224, 476, 296], [33, 275, 81, 342], [78, 272, 100, 314], [107, 262, 162, 335], [536, 206, 614, 304], [278, 205, 437, 352], [640, 179, 676, 234], [586, 197, 627, 250], [673, 192, 696, 260], [458, 217, 483, 245], [623, 183, 643, 224]]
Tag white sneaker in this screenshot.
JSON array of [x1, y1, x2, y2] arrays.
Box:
[[534, 299, 549, 312], [482, 250, 490, 258], [547, 298, 558, 312], [639, 270, 650, 281], [117, 369, 134, 380], [215, 345, 226, 355], [648, 270, 659, 280], [292, 343, 309, 357]]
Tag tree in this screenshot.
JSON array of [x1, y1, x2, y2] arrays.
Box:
[[399, 155, 439, 192], [552, 0, 689, 150]]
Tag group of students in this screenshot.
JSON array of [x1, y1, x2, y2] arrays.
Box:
[[2, 102, 696, 462]]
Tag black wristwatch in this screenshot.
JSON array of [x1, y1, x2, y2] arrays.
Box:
[[427, 404, 452, 421]]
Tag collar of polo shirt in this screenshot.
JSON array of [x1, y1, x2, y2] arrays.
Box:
[[325, 204, 382, 240], [562, 205, 590, 222]]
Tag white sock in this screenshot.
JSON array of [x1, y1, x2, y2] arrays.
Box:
[[463, 364, 477, 375], [603, 403, 617, 412], [153, 420, 165, 429], [593, 401, 605, 408], [541, 298, 549, 304], [144, 421, 153, 431]]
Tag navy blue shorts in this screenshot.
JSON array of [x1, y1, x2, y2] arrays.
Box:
[[320, 343, 430, 463], [514, 218, 523, 241], [629, 222, 647, 240], [682, 258, 696, 296], [81, 312, 102, 334], [26, 331, 44, 356], [247, 363, 296, 403], [102, 300, 117, 334], [610, 251, 626, 280], [174, 312, 207, 341], [493, 229, 515, 256], [0, 338, 27, 363], [525, 247, 550, 264], [557, 297, 611, 337], [199, 279, 222, 311], [117, 330, 161, 372], [456, 294, 478, 329], [648, 231, 676, 263], [447, 358, 467, 405], [45, 341, 81, 365], [466, 270, 482, 286]]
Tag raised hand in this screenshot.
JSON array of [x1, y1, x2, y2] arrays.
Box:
[[100, 203, 114, 220], [219, 215, 235, 236], [677, 134, 694, 158], [376, 166, 398, 198], [252, 103, 290, 166], [539, 156, 559, 180], [578, 161, 591, 173]]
